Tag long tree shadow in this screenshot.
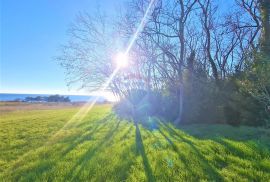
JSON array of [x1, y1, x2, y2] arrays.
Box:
[[158, 129, 189, 169], [135, 123, 156, 182], [179, 124, 270, 142], [212, 137, 270, 173], [159, 121, 223, 181], [64, 119, 121, 181], [75, 114, 114, 129], [108, 125, 137, 180], [61, 114, 114, 156], [179, 125, 270, 160], [2, 114, 114, 179]]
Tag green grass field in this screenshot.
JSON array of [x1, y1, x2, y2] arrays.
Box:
[[0, 104, 270, 181]]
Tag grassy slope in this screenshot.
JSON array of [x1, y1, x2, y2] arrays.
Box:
[[0, 105, 269, 181]]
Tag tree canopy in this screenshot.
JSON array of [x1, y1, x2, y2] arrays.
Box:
[[58, 0, 270, 126]]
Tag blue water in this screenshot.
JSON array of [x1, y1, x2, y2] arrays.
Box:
[[0, 93, 106, 102]]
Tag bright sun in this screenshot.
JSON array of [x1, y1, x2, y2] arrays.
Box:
[[115, 52, 129, 68]]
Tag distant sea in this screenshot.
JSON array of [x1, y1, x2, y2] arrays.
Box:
[[0, 93, 106, 102]]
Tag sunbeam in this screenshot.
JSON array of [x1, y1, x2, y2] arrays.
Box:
[[66, 67, 119, 126], [125, 0, 156, 55], [61, 0, 156, 126], [47, 68, 120, 143], [46, 0, 156, 143]]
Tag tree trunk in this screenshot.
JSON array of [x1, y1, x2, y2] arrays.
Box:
[[260, 0, 270, 55], [174, 84, 184, 125], [175, 2, 185, 125]]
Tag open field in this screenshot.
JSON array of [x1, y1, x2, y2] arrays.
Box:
[[0, 102, 85, 113], [0, 103, 270, 181]]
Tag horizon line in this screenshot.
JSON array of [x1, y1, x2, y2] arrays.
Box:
[[0, 91, 100, 96]]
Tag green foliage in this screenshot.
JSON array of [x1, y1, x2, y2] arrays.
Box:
[[0, 105, 270, 181], [182, 70, 225, 124], [241, 53, 270, 106], [236, 53, 270, 126]]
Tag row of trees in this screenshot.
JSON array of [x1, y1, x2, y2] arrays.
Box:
[[25, 95, 70, 102], [58, 0, 270, 126]]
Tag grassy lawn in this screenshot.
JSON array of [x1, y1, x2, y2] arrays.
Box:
[[0, 104, 270, 181]]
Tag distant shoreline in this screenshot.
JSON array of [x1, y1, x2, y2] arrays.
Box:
[[0, 93, 106, 102]]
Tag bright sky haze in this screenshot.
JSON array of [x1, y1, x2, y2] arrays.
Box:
[[0, 0, 124, 99], [0, 0, 233, 99]]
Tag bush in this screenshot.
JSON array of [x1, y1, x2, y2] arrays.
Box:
[[114, 54, 270, 128]]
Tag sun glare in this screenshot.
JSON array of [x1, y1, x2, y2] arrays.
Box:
[[115, 52, 129, 68], [49, 0, 156, 143]]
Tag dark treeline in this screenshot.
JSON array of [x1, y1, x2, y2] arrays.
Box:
[[24, 95, 70, 103], [58, 0, 270, 127]]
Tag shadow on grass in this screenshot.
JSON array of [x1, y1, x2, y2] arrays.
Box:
[[108, 125, 137, 180], [8, 114, 133, 181], [135, 123, 156, 182], [179, 124, 270, 142], [177, 124, 270, 165], [158, 129, 189, 169], [1, 114, 114, 179], [64, 119, 121, 181], [60, 114, 114, 156], [159, 121, 223, 181]]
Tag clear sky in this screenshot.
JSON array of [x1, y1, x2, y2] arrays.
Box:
[[0, 0, 233, 97], [0, 0, 124, 96]]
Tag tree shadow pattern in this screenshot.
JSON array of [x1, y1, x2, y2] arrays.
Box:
[[4, 113, 270, 181], [135, 122, 156, 182], [158, 121, 223, 181]]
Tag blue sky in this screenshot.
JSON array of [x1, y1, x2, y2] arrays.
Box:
[[0, 0, 233, 96], [0, 0, 124, 95]]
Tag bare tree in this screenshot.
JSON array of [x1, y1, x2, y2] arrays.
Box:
[[57, 11, 141, 99], [224, 0, 262, 70], [126, 0, 198, 123], [58, 0, 267, 124]]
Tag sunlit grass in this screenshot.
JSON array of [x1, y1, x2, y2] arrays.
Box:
[[0, 105, 269, 181]]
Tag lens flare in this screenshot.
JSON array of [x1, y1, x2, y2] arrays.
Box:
[[62, 0, 156, 127], [10, 1, 157, 166], [125, 0, 156, 55], [47, 68, 120, 143], [46, 0, 156, 144], [115, 52, 129, 68]]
